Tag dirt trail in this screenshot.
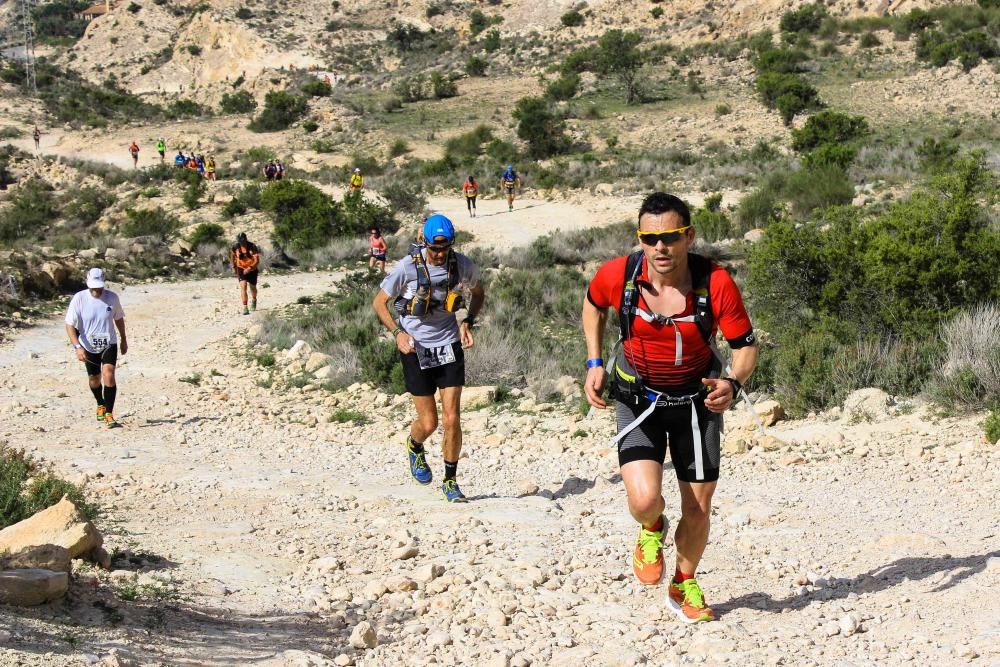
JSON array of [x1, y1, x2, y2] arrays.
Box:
[[0, 261, 995, 665]]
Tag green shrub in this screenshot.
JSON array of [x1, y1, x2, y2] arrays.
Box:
[[753, 47, 807, 74], [62, 186, 115, 226], [714, 103, 732, 116], [431, 71, 458, 99], [263, 180, 342, 251], [917, 137, 960, 173], [692, 206, 733, 243], [122, 207, 179, 240], [32, 0, 89, 40], [545, 72, 580, 101], [466, 56, 488, 76], [220, 90, 257, 114], [380, 181, 427, 215], [176, 168, 206, 210], [186, 44, 202, 56], [779, 3, 827, 34], [470, 9, 499, 36], [651, 6, 664, 19], [235, 6, 252, 19], [783, 165, 854, 219], [513, 96, 569, 159], [859, 32, 881, 48], [561, 10, 584, 27], [393, 74, 428, 103], [481, 28, 501, 52], [330, 408, 370, 424], [248, 91, 308, 132], [928, 302, 1000, 411], [341, 190, 399, 236], [1, 446, 97, 528], [444, 124, 494, 161], [189, 222, 225, 249], [0, 179, 57, 242], [302, 119, 319, 133], [984, 408, 1000, 444], [301, 79, 332, 97], [791, 111, 869, 153]]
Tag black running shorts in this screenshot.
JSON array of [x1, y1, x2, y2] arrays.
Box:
[[615, 398, 722, 483], [238, 269, 258, 286], [400, 342, 465, 396], [83, 346, 118, 376]]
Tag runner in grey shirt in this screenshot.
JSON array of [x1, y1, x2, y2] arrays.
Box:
[[65, 267, 127, 428], [372, 214, 485, 503]]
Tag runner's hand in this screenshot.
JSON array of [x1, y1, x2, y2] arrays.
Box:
[[395, 332, 415, 354], [701, 378, 733, 413], [584, 366, 607, 409], [459, 322, 474, 349], [75, 347, 86, 362], [120, 339, 128, 355]]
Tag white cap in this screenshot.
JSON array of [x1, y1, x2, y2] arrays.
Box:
[[86, 267, 106, 289], [354, 168, 361, 172]]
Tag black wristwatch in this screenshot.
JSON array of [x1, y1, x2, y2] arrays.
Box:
[[462, 316, 476, 328], [724, 377, 743, 397]]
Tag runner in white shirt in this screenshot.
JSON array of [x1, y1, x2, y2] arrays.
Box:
[[65, 268, 127, 429]]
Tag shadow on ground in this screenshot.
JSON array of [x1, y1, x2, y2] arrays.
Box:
[[716, 551, 999, 615]]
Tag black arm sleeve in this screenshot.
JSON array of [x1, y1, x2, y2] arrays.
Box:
[[727, 328, 756, 349]]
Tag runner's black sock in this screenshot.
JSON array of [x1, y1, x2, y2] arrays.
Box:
[[104, 385, 117, 414], [408, 437, 424, 454], [90, 386, 104, 407], [444, 460, 458, 481]]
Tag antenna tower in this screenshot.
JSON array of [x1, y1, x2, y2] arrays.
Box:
[[17, 0, 38, 95]]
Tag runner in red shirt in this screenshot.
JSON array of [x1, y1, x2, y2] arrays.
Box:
[[582, 192, 758, 624], [368, 227, 388, 273]]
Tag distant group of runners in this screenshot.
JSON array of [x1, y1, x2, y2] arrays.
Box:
[[174, 149, 217, 180], [66, 184, 757, 626], [262, 160, 286, 181]]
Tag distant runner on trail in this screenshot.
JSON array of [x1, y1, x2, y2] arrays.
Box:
[[206, 155, 217, 181], [33, 127, 41, 151], [274, 160, 284, 181], [156, 138, 166, 162], [128, 141, 140, 168], [65, 268, 127, 429], [582, 192, 758, 624], [174, 151, 186, 167], [462, 176, 478, 218], [369, 227, 388, 273], [499, 165, 519, 212], [349, 168, 364, 191], [230, 232, 261, 315], [372, 214, 485, 503]]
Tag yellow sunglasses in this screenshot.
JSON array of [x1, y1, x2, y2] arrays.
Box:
[[637, 226, 693, 245]]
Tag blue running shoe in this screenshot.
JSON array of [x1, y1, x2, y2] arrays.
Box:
[[407, 436, 432, 485], [441, 479, 468, 503]]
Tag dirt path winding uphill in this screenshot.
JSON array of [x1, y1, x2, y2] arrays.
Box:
[[0, 270, 998, 665]]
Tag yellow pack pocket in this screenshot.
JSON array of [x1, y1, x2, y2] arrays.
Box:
[[443, 291, 465, 313]]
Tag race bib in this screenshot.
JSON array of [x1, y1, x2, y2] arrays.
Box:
[[415, 342, 456, 370], [90, 335, 110, 352]]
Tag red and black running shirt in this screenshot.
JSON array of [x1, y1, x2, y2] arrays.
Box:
[[587, 255, 755, 390]]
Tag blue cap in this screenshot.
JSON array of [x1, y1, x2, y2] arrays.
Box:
[[423, 214, 455, 244], [506, 165, 513, 170]]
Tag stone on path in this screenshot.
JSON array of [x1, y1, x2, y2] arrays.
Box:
[[0, 497, 104, 563], [0, 568, 69, 606], [349, 621, 377, 649]]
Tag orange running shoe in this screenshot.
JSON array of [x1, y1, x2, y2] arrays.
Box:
[[632, 516, 666, 585], [96, 406, 107, 422], [667, 578, 715, 624]]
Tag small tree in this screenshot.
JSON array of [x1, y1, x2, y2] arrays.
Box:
[[465, 56, 488, 76], [431, 71, 458, 99], [248, 91, 308, 132], [595, 30, 644, 104], [220, 90, 257, 114], [560, 10, 584, 27], [545, 72, 580, 101], [512, 96, 569, 159]]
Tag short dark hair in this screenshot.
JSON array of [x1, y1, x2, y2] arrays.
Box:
[[638, 192, 691, 227]]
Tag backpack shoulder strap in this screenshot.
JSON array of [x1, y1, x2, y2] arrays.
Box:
[[447, 250, 460, 289], [687, 253, 714, 343], [618, 251, 644, 341]]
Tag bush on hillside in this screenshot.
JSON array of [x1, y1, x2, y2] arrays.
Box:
[[62, 186, 116, 226], [248, 91, 308, 132], [122, 207, 180, 240], [430, 71, 458, 99], [779, 3, 828, 34], [927, 302, 1000, 411], [301, 79, 332, 97], [189, 222, 226, 249], [220, 90, 257, 114], [263, 180, 342, 251], [444, 125, 494, 162], [32, 0, 89, 40], [1, 446, 97, 529], [561, 10, 585, 27], [512, 96, 570, 159], [341, 190, 399, 236], [0, 179, 57, 242], [380, 181, 427, 215], [545, 72, 580, 101], [465, 56, 488, 76]]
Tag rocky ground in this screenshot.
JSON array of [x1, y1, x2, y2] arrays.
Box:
[[0, 264, 996, 666]]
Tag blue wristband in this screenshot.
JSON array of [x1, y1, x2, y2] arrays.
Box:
[[586, 358, 604, 369]]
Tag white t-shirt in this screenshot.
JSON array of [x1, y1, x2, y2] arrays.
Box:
[[65, 289, 125, 354]]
